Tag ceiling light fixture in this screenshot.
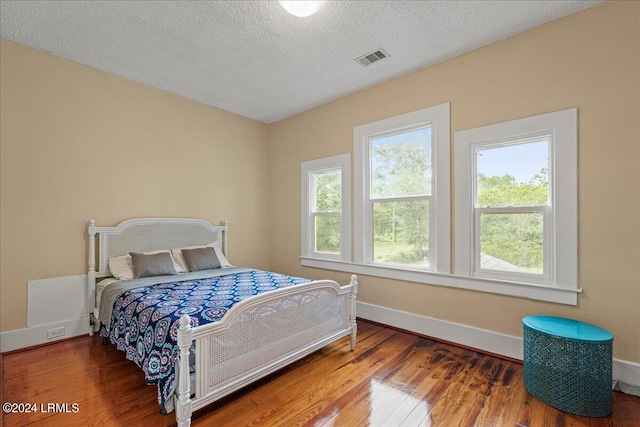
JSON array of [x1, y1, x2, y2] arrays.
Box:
[[279, 1, 322, 18]]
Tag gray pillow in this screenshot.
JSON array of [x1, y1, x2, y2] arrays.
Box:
[[181, 247, 221, 272], [129, 252, 177, 278]]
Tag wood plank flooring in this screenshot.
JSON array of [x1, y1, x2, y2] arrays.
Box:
[[2, 320, 639, 426]]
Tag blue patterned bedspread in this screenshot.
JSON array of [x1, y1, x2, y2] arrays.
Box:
[[99, 269, 310, 408]]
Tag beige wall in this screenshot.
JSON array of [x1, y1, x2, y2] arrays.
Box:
[[268, 1, 640, 362], [0, 40, 270, 332], [1, 1, 638, 362]]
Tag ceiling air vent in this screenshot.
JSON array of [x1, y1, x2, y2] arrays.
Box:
[[355, 48, 389, 67]]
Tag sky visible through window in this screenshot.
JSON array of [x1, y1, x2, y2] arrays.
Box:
[[476, 139, 548, 183]]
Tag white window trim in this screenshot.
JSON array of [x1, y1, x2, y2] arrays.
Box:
[[454, 108, 578, 304], [301, 153, 351, 262], [353, 103, 451, 274], [300, 107, 580, 306], [299, 257, 579, 305]]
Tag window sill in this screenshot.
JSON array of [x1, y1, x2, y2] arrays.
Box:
[[300, 257, 580, 305]]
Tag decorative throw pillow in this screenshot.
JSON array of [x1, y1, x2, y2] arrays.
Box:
[[109, 250, 184, 280], [172, 241, 232, 271], [181, 247, 221, 272], [129, 252, 177, 278]]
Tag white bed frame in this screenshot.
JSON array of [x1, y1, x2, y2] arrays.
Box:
[[87, 218, 357, 427]]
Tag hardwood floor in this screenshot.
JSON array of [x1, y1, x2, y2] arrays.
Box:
[[2, 321, 639, 426]]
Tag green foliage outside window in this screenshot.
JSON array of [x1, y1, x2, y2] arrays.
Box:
[[312, 134, 549, 271], [478, 170, 548, 272], [314, 171, 341, 253], [371, 128, 431, 266]]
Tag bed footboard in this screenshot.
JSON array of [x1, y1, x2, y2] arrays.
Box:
[[176, 275, 358, 427]]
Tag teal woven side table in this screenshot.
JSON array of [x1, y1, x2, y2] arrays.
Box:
[[523, 315, 613, 417]]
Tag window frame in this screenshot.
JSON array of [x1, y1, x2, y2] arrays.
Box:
[[301, 153, 351, 262], [472, 135, 552, 284], [354, 103, 451, 274], [455, 108, 578, 301], [300, 106, 579, 306]]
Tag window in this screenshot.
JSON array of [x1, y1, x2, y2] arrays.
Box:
[[300, 106, 577, 304], [474, 139, 550, 281], [354, 103, 450, 274], [301, 154, 351, 261], [455, 109, 577, 298]]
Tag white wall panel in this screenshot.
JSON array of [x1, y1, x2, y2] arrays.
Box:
[[28, 275, 86, 327]]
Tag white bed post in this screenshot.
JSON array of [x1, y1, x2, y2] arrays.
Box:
[[349, 274, 358, 351], [223, 220, 229, 259], [176, 315, 193, 427], [87, 219, 96, 337]]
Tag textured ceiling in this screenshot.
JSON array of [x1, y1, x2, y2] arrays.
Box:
[[0, 1, 602, 123]]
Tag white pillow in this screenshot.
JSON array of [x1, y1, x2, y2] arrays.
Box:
[[171, 241, 232, 272], [213, 246, 232, 268], [108, 255, 135, 281], [108, 249, 185, 280]]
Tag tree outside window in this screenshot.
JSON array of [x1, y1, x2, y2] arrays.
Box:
[[475, 139, 549, 275], [312, 169, 341, 254], [301, 153, 351, 262], [370, 127, 432, 267]]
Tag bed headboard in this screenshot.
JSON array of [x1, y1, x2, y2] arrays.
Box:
[[88, 218, 229, 279], [86, 217, 229, 335]]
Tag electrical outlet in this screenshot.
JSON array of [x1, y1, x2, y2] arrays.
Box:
[[47, 327, 65, 339]]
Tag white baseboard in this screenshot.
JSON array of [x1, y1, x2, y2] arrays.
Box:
[[613, 359, 640, 389], [356, 301, 640, 388], [0, 317, 89, 353]]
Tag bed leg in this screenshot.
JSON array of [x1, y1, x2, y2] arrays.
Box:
[[88, 219, 96, 338], [349, 274, 358, 351], [350, 327, 357, 351], [89, 313, 97, 337], [176, 315, 193, 427], [101, 337, 109, 346]]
